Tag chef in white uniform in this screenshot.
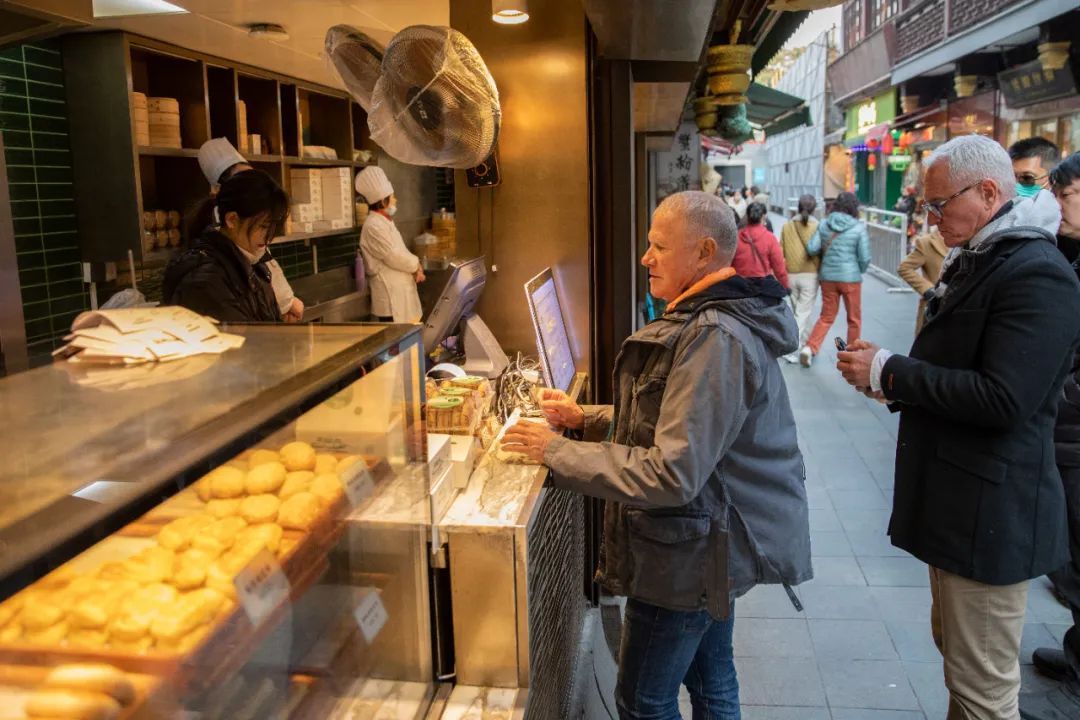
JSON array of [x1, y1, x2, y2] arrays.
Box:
[[198, 138, 303, 321], [354, 166, 425, 322]]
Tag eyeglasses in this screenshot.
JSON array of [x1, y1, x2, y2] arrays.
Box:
[[1015, 172, 1049, 188], [925, 182, 981, 219]]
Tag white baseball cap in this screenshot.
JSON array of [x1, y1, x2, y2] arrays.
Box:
[[354, 166, 394, 204], [198, 138, 246, 184]]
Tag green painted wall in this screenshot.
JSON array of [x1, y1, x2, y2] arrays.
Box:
[[0, 40, 87, 365], [844, 89, 898, 142]]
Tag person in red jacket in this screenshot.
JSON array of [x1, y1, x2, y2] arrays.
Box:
[[733, 202, 789, 288]]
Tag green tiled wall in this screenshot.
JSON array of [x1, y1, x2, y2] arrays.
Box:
[[0, 41, 86, 364], [272, 232, 359, 280]]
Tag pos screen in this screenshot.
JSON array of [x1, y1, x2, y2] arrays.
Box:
[[524, 268, 575, 392]]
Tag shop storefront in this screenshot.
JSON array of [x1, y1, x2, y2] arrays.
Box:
[[995, 58, 1080, 154], [844, 90, 902, 209]]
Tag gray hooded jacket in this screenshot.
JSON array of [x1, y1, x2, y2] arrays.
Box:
[[544, 275, 812, 619]]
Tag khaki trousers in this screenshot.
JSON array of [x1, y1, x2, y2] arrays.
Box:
[[929, 566, 1029, 720]]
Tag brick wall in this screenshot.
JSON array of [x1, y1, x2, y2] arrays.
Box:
[[0, 41, 87, 366], [896, 0, 945, 60], [949, 0, 1015, 32]]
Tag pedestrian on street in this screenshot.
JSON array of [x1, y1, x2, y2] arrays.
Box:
[[779, 194, 821, 362], [1022, 151, 1080, 720], [897, 227, 948, 333], [727, 189, 747, 223], [501, 191, 811, 720], [1009, 136, 1060, 198], [835, 135, 1080, 720], [798, 191, 870, 367], [733, 202, 789, 289]]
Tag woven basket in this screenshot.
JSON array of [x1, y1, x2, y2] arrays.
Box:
[[713, 93, 748, 107], [708, 72, 750, 96], [707, 44, 753, 74], [695, 112, 718, 131]]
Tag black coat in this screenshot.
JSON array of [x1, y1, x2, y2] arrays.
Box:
[[162, 230, 279, 323], [1055, 234, 1080, 467], [881, 228, 1080, 585]]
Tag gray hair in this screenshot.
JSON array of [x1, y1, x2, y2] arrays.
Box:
[[655, 191, 738, 265], [925, 135, 1016, 200]]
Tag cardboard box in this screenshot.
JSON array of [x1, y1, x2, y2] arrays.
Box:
[[290, 203, 320, 223], [428, 433, 452, 485], [448, 434, 480, 490]]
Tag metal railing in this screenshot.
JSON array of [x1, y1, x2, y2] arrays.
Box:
[[859, 206, 911, 289]]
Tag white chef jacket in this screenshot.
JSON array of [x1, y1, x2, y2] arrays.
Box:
[[359, 211, 422, 322], [265, 258, 294, 315]]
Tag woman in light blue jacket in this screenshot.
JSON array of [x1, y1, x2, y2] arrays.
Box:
[[799, 192, 871, 367]]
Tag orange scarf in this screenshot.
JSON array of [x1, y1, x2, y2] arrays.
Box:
[[665, 268, 737, 312]]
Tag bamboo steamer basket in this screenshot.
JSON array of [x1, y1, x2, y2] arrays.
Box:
[[147, 97, 179, 113], [713, 93, 748, 107], [708, 72, 750, 96], [131, 91, 147, 109], [707, 44, 754, 74]]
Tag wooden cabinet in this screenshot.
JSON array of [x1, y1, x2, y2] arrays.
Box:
[[62, 32, 379, 264]]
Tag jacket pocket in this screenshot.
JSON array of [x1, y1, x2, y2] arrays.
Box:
[[626, 511, 710, 610], [935, 444, 1008, 485], [630, 375, 666, 447]]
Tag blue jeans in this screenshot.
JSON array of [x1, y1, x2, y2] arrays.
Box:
[[616, 598, 740, 720]]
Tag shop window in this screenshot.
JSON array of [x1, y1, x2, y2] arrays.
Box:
[[1065, 115, 1077, 155], [843, 0, 864, 51]]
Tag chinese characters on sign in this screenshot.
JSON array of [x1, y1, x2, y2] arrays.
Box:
[[998, 61, 1077, 109]]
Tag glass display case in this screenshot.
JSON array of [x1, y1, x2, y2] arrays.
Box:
[[0, 324, 436, 718]]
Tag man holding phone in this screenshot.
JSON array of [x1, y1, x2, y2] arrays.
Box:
[[835, 135, 1080, 718]]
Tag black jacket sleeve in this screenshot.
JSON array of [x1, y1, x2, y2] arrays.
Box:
[[172, 264, 253, 323], [882, 251, 1080, 429]]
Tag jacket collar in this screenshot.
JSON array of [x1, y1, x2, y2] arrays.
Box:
[[665, 268, 736, 311], [196, 230, 266, 289]]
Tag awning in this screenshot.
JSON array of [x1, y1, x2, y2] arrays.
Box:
[[751, 10, 811, 77], [746, 82, 811, 136]]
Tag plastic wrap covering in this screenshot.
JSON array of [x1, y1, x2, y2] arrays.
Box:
[[367, 25, 501, 169], [325, 25, 385, 112]]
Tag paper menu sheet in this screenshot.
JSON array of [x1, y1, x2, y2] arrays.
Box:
[[55, 306, 245, 365]]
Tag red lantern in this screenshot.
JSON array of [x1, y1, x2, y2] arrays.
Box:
[[867, 137, 880, 150], [898, 131, 913, 149], [882, 133, 894, 154], [867, 153, 877, 171]]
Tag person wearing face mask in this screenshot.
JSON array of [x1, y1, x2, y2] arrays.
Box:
[[355, 166, 424, 323], [197, 138, 304, 322], [163, 169, 287, 322], [1009, 136, 1060, 200]]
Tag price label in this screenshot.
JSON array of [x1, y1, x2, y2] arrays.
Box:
[[340, 461, 374, 508], [234, 549, 290, 625], [353, 590, 388, 644]]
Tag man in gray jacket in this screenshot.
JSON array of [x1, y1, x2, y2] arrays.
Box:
[[503, 191, 812, 720]]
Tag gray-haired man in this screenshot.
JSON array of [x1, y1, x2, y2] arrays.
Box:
[[504, 191, 811, 719], [838, 135, 1080, 718]]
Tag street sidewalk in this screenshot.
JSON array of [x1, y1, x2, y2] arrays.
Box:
[[687, 273, 1073, 719]]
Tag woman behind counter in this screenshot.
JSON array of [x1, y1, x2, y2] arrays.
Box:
[[355, 166, 425, 323], [163, 170, 288, 322]]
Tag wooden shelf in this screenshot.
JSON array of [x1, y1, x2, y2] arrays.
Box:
[[138, 146, 200, 157], [285, 156, 352, 167], [244, 153, 282, 163], [272, 226, 358, 245]]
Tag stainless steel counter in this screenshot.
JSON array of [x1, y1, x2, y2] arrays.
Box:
[[292, 267, 370, 322]]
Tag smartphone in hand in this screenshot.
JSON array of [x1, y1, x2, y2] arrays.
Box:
[[834, 337, 848, 352]]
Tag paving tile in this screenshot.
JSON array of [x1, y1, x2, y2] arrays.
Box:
[[811, 530, 853, 557], [733, 618, 814, 658], [799, 584, 880, 620], [1047, 623, 1071, 645], [870, 586, 933, 623], [818, 659, 921, 710], [1026, 580, 1074, 624], [734, 657, 827, 707], [832, 710, 926, 720], [809, 619, 898, 660], [742, 707, 831, 720], [1021, 663, 1061, 695], [738, 584, 805, 619], [1020, 623, 1060, 666], [846, 528, 909, 558], [838, 508, 893, 534], [830, 488, 888, 510], [902, 660, 949, 717], [809, 505, 843, 532], [809, 557, 867, 586], [806, 487, 833, 510], [858, 557, 930, 587], [887, 620, 940, 662]]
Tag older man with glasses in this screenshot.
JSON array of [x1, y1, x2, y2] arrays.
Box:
[[835, 135, 1080, 719]]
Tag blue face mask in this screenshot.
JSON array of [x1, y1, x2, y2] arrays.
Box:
[[1015, 183, 1041, 199]]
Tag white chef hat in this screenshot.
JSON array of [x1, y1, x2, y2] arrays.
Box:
[[198, 138, 246, 184], [354, 166, 394, 204]]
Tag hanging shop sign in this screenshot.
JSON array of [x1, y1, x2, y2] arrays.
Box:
[[998, 60, 1077, 109], [856, 101, 877, 134]]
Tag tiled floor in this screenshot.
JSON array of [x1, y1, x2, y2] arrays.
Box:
[[677, 270, 1073, 719]]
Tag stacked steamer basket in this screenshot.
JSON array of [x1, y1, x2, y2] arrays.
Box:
[[147, 97, 182, 149], [132, 92, 150, 146], [237, 100, 248, 153], [431, 209, 456, 258]]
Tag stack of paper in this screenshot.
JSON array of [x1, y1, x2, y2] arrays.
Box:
[[53, 307, 245, 365]]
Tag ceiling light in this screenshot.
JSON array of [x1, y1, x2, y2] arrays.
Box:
[[92, 0, 188, 17], [248, 23, 290, 42], [492, 0, 529, 24]]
